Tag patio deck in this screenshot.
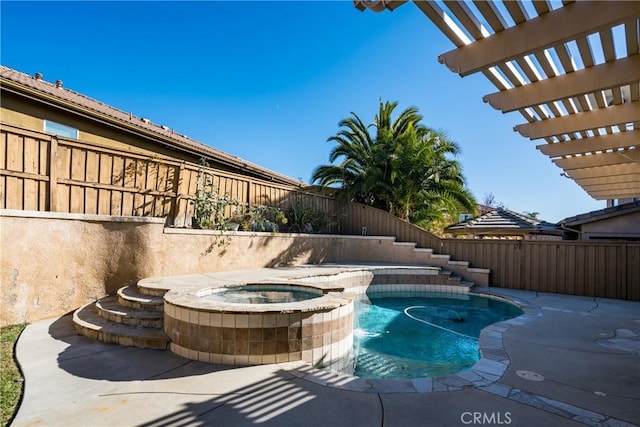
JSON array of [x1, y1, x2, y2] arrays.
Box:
[[11, 272, 640, 426]]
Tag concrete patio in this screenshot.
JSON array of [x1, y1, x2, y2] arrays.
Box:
[[11, 285, 640, 427]]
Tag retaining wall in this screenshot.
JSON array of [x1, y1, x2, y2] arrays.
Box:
[[1, 210, 437, 325]]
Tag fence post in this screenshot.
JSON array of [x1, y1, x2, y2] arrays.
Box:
[[48, 136, 58, 212]]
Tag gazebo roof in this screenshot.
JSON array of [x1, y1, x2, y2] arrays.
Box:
[[355, 1, 640, 201], [445, 208, 562, 236]]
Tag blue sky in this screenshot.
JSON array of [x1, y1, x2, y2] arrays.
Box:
[[1, 1, 603, 222]]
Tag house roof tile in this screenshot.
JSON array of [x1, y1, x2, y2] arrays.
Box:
[[0, 65, 301, 186], [445, 208, 561, 236]]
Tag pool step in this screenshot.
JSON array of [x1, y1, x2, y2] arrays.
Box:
[[370, 268, 464, 287], [118, 285, 164, 312], [96, 296, 164, 328], [353, 351, 409, 378], [73, 300, 169, 350]]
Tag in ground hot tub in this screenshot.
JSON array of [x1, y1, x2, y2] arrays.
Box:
[[163, 281, 354, 367], [199, 283, 324, 304]]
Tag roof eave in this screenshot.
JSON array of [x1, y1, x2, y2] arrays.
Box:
[[0, 77, 302, 187]]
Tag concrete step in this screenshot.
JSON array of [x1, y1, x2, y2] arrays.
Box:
[[117, 285, 164, 312], [460, 280, 476, 290], [96, 296, 163, 328], [444, 272, 463, 286], [404, 241, 490, 286], [136, 278, 171, 297], [369, 267, 465, 286], [73, 302, 169, 350]]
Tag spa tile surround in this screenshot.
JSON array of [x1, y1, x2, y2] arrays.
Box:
[[152, 266, 470, 367]]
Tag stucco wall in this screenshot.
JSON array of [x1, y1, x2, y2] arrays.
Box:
[[1, 210, 408, 326], [580, 211, 640, 240]]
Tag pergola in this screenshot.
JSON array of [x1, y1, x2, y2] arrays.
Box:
[[355, 0, 640, 203]]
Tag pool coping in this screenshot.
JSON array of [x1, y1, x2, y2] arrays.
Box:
[[282, 287, 542, 394]]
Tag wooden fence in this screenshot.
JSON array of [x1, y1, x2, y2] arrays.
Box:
[[2, 123, 637, 300], [340, 202, 442, 249], [0, 123, 339, 229], [339, 201, 639, 301], [441, 239, 640, 301]]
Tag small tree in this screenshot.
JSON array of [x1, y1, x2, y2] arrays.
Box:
[[482, 192, 506, 210], [191, 158, 239, 229]]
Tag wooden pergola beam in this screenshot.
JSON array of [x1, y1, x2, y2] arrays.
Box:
[[537, 130, 640, 158], [357, 0, 640, 202], [484, 54, 640, 112], [554, 150, 640, 170], [587, 187, 640, 199], [516, 101, 640, 140], [413, 0, 467, 47], [438, 1, 640, 76], [581, 181, 640, 191], [565, 163, 640, 179], [575, 173, 640, 187]]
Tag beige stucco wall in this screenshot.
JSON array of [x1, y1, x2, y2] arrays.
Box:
[[1, 211, 161, 325], [0, 210, 336, 325], [0, 105, 43, 130], [580, 211, 640, 240], [1, 210, 413, 326]]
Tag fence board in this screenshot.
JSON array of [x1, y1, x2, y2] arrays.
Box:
[[2, 123, 637, 300], [97, 153, 112, 215], [153, 162, 164, 216], [6, 133, 23, 172], [85, 150, 100, 214], [37, 139, 47, 211], [628, 245, 640, 301], [122, 158, 136, 215], [58, 145, 71, 212], [548, 243, 558, 294], [0, 131, 6, 208], [110, 156, 124, 215], [135, 160, 148, 216], [70, 147, 85, 213], [22, 136, 38, 211], [0, 130, 7, 170]]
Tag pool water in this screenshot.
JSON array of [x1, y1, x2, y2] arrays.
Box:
[[200, 285, 322, 304], [352, 292, 523, 379]]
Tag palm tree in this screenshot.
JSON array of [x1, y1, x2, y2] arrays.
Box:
[[312, 100, 476, 225]]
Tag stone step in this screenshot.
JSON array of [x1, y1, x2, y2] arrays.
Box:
[[96, 296, 164, 328], [73, 302, 169, 350], [117, 285, 164, 312]]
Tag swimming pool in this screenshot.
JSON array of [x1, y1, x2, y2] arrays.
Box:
[[351, 292, 523, 379]]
